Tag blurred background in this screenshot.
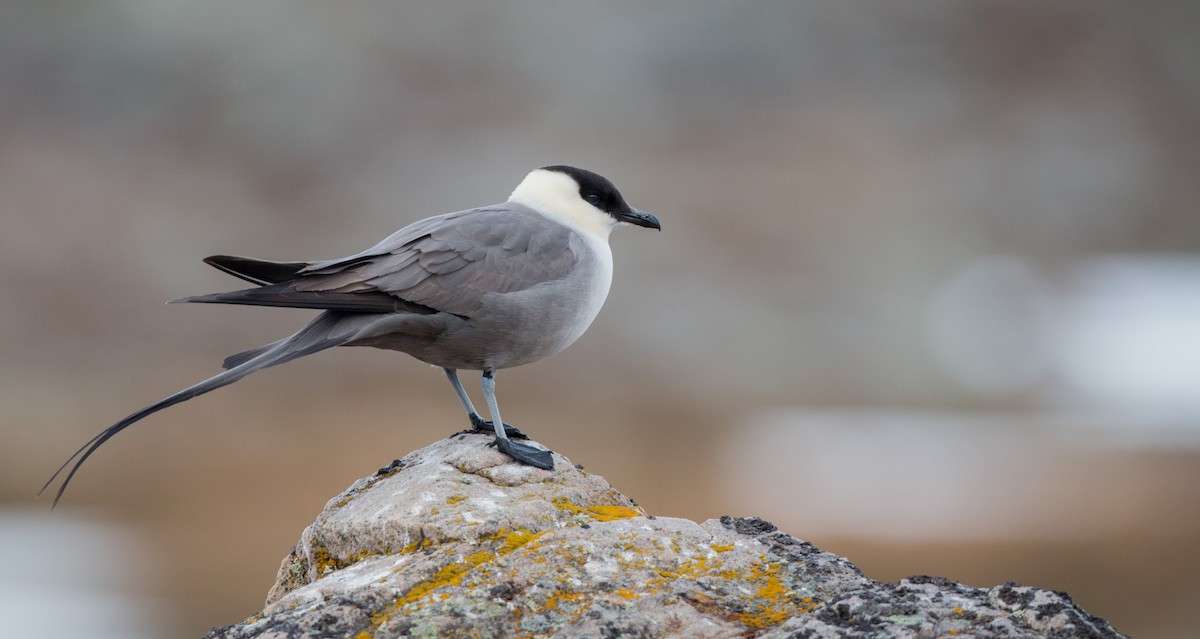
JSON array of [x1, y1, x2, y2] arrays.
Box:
[[2, 2, 1197, 637]]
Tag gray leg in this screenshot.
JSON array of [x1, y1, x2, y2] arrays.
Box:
[[481, 369, 553, 470], [444, 368, 527, 439], [444, 368, 479, 416], [480, 369, 507, 441]]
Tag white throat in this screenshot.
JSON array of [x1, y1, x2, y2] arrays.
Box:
[[508, 169, 616, 242]]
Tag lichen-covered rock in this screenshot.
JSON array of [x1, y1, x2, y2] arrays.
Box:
[[205, 433, 1127, 639]]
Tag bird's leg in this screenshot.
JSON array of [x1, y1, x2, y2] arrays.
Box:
[[481, 369, 553, 470], [443, 368, 528, 439]]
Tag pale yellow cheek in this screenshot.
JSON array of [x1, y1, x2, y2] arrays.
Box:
[[552, 202, 614, 240], [508, 170, 615, 242]]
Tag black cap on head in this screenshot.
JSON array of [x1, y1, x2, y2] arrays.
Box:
[[540, 165, 629, 217], [540, 165, 661, 230]]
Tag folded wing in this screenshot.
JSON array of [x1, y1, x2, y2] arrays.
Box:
[[184, 206, 581, 318]]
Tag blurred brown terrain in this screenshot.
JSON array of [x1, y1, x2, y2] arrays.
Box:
[[1, 3, 1198, 638]]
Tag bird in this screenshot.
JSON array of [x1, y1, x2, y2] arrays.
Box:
[[42, 165, 660, 507]]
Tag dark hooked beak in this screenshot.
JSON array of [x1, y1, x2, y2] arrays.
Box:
[[620, 207, 662, 230]]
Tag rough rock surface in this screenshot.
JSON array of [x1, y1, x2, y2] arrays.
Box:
[[205, 433, 1126, 639]]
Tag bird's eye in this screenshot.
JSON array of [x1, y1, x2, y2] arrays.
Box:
[[584, 193, 602, 206]]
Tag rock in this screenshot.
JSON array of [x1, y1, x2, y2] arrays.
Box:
[[205, 433, 1127, 639]]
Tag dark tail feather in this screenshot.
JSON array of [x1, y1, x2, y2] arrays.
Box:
[[221, 340, 285, 370], [171, 285, 430, 315], [203, 255, 308, 286], [40, 313, 349, 508]]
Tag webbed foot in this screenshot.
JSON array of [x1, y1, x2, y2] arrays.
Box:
[[470, 413, 529, 440], [492, 437, 554, 470]]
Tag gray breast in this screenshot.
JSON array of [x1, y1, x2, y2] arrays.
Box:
[[342, 206, 609, 370]]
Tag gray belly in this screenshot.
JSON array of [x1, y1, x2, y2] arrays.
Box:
[[350, 251, 609, 371]]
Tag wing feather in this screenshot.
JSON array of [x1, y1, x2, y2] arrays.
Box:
[[185, 205, 581, 318]]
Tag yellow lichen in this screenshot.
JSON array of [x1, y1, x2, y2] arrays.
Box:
[[733, 561, 819, 629], [363, 519, 823, 635], [586, 504, 642, 521], [370, 526, 561, 632], [312, 545, 341, 577], [542, 591, 587, 611], [668, 556, 712, 579], [397, 549, 495, 606], [552, 496, 585, 515], [551, 497, 642, 522], [654, 568, 679, 580], [446, 494, 467, 505], [310, 543, 377, 579], [497, 528, 550, 554], [756, 574, 787, 600], [398, 538, 434, 555], [637, 550, 821, 631]]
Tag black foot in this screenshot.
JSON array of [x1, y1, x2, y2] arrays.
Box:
[[493, 437, 554, 470], [469, 413, 529, 440]]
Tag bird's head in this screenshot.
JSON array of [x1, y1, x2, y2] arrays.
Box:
[[509, 165, 661, 239]]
